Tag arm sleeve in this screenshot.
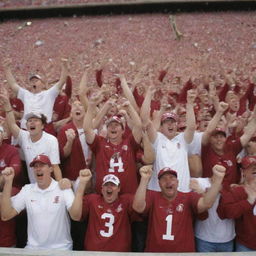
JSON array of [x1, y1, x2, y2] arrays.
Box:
[[11, 186, 27, 213]]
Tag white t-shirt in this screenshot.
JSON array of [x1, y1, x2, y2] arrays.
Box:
[[188, 131, 203, 156], [193, 177, 235, 243], [149, 132, 191, 192], [18, 85, 59, 129], [11, 179, 74, 250], [18, 130, 60, 183]]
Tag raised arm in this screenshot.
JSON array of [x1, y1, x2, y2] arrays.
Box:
[[201, 101, 229, 145], [197, 164, 226, 213], [132, 165, 152, 213], [119, 74, 140, 113], [0, 90, 20, 139], [68, 169, 92, 221], [240, 106, 256, 147], [1, 168, 19, 221], [140, 86, 157, 143], [121, 100, 142, 144], [2, 59, 20, 95], [55, 59, 69, 92], [83, 95, 102, 144], [184, 89, 197, 144]]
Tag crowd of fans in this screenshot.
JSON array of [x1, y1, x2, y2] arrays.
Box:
[[0, 57, 256, 253]]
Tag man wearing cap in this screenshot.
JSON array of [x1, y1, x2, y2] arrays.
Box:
[[201, 102, 256, 188], [83, 96, 142, 194], [69, 169, 138, 251], [1, 154, 74, 250], [2, 58, 68, 129], [132, 164, 226, 252], [140, 88, 197, 192], [217, 155, 256, 251], [0, 91, 62, 182]]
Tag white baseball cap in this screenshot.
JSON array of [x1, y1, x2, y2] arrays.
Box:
[[102, 174, 120, 186]]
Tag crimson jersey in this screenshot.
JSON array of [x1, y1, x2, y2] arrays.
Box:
[[57, 122, 88, 180], [89, 134, 140, 194], [0, 187, 20, 247], [0, 143, 22, 188], [217, 186, 256, 250], [81, 193, 136, 251], [143, 191, 207, 252], [201, 138, 242, 189]]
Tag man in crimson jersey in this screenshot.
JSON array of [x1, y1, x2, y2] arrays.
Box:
[[217, 155, 256, 252], [132, 165, 226, 252], [83, 95, 142, 194], [69, 169, 138, 252]]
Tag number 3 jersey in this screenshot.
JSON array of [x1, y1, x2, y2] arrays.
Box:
[[81, 193, 138, 251], [89, 134, 141, 194], [143, 191, 208, 252]]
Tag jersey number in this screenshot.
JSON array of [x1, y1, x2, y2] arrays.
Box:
[[100, 213, 115, 237], [162, 214, 174, 240]]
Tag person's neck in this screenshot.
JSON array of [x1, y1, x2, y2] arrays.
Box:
[[109, 137, 122, 145], [30, 132, 43, 142], [73, 119, 83, 129]]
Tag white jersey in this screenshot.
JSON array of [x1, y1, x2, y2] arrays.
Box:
[[11, 179, 74, 250], [18, 85, 59, 129], [194, 177, 235, 243], [18, 130, 60, 183], [149, 132, 191, 192]]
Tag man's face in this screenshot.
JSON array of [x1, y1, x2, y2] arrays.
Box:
[[244, 164, 256, 185], [101, 182, 120, 203], [160, 119, 178, 140], [28, 77, 45, 94], [71, 101, 85, 121], [159, 173, 178, 200], [228, 96, 240, 112], [26, 117, 44, 136], [107, 122, 124, 142], [210, 133, 226, 153], [33, 162, 52, 189]]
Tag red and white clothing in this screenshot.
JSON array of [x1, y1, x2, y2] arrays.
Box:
[[81, 193, 136, 251], [194, 178, 235, 243], [11, 179, 74, 250], [142, 190, 207, 252], [201, 138, 242, 189], [89, 134, 140, 194], [217, 186, 256, 250], [0, 143, 22, 188], [150, 132, 191, 192], [17, 130, 60, 183], [58, 122, 90, 181], [17, 85, 59, 129]]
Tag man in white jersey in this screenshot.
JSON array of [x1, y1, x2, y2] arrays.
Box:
[[0, 91, 62, 182], [1, 155, 74, 250], [2, 58, 68, 129], [140, 89, 197, 192]]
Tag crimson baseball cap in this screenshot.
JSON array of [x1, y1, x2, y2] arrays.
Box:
[[161, 112, 178, 123], [241, 156, 256, 169], [211, 127, 226, 137], [30, 154, 52, 167], [102, 174, 120, 186], [106, 115, 124, 129], [24, 111, 47, 124], [158, 167, 177, 179]]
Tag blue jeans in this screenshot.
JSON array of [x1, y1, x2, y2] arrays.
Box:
[[236, 241, 255, 252], [196, 237, 234, 252]]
